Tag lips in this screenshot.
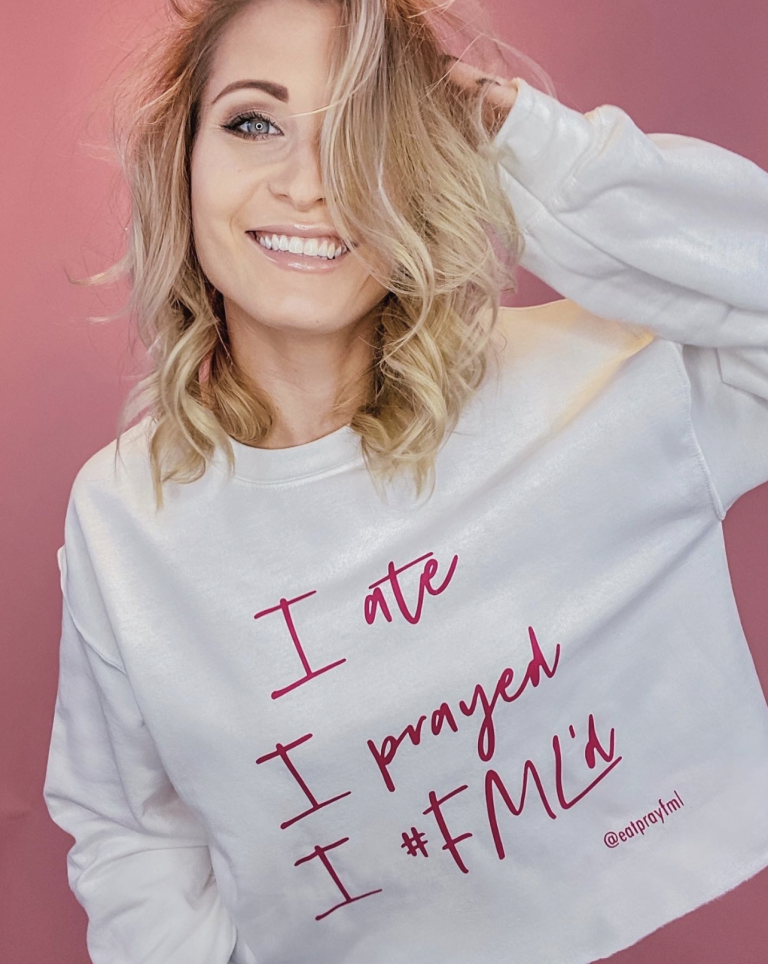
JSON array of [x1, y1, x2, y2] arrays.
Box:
[[246, 230, 352, 272]]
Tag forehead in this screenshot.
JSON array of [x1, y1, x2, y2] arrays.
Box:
[[205, 0, 342, 106]]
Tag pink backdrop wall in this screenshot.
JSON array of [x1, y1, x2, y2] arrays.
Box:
[[2, 0, 767, 960]]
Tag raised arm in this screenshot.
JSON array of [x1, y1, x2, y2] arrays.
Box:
[[43, 535, 246, 963], [483, 73, 768, 517], [491, 76, 768, 344]]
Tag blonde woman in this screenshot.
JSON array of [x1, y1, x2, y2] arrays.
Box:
[[42, 0, 768, 962]]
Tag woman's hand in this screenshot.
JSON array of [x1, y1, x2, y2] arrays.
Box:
[[440, 54, 519, 113]]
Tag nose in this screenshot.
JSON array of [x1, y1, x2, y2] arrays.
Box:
[[267, 129, 326, 211]]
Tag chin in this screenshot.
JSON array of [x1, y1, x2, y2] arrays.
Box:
[[239, 300, 357, 333]]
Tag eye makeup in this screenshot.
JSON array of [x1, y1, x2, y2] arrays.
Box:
[[220, 109, 284, 141]]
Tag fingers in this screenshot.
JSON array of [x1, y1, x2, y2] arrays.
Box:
[[439, 53, 506, 90], [437, 52, 518, 133]]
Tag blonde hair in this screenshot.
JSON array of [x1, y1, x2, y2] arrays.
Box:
[[73, 0, 554, 509]]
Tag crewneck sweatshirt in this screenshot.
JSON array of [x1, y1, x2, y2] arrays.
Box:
[[43, 76, 768, 964]]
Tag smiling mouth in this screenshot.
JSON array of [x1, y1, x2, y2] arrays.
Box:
[[246, 231, 354, 273], [247, 231, 353, 260]]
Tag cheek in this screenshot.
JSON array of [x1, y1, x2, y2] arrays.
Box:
[[190, 172, 249, 285], [191, 178, 230, 234], [190, 157, 221, 266], [350, 249, 393, 301], [189, 145, 214, 219], [352, 262, 392, 310], [190, 142, 252, 232]]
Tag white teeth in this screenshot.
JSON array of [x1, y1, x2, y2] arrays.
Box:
[[253, 232, 348, 259]]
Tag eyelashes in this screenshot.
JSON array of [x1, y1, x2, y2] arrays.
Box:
[[220, 110, 284, 141]]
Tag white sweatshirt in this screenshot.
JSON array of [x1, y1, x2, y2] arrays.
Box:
[[43, 76, 768, 964]]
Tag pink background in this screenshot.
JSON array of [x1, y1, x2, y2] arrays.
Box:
[[2, 0, 767, 960]]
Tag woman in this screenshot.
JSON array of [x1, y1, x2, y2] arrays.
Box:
[[43, 0, 768, 962]]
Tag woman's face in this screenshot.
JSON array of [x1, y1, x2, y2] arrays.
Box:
[[190, 0, 390, 337]]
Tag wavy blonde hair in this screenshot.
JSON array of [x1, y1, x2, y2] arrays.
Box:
[[74, 0, 554, 509]]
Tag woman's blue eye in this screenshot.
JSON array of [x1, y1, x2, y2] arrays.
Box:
[[222, 111, 282, 141]]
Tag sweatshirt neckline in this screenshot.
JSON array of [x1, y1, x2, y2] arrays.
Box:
[[220, 422, 364, 484]]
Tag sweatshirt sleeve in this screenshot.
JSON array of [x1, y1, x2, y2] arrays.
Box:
[[43, 542, 243, 964], [494, 76, 768, 517]]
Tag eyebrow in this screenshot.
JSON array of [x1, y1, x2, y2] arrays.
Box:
[[210, 79, 290, 106]]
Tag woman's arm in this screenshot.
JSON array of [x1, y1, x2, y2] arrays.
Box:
[[43, 538, 245, 963], [474, 71, 768, 517], [490, 77, 768, 340]]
